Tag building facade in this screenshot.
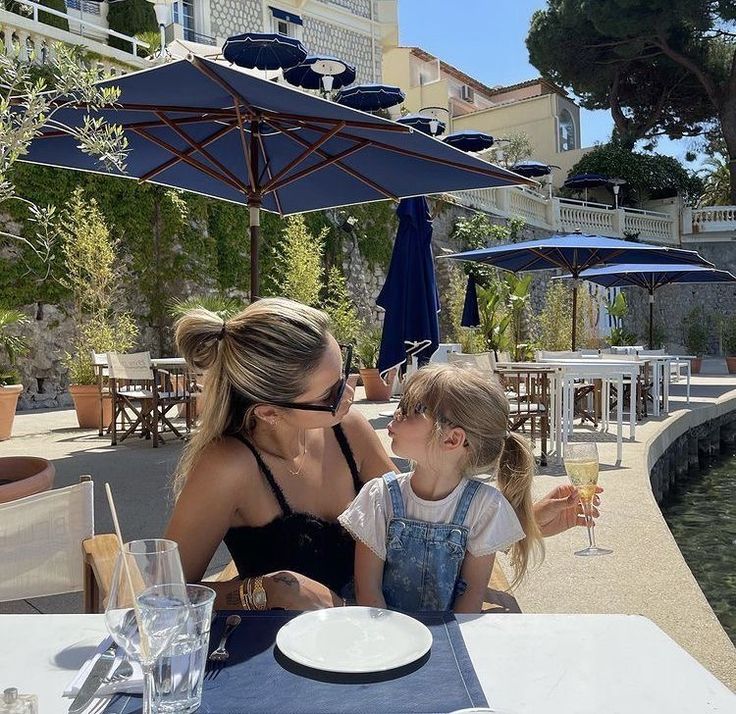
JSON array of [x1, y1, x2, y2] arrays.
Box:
[[382, 45, 590, 188]]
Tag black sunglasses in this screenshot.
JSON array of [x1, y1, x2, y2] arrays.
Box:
[[266, 344, 353, 417]]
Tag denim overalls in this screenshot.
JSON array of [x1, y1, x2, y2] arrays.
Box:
[[382, 472, 481, 611]]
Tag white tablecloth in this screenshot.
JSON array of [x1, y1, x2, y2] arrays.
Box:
[[0, 613, 733, 713]]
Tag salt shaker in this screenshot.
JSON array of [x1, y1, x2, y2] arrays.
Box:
[[0, 688, 38, 714]]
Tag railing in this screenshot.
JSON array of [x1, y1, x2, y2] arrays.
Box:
[[65, 0, 100, 15], [690, 206, 736, 233], [1, 0, 148, 58], [182, 26, 217, 45], [447, 187, 679, 243]]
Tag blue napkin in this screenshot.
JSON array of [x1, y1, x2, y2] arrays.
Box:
[[106, 610, 488, 714]]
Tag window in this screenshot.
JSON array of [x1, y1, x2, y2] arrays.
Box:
[[275, 19, 290, 36], [559, 108, 576, 151], [269, 6, 303, 37], [173, 0, 194, 33]]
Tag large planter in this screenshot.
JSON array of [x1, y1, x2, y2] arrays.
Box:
[[690, 358, 703, 375], [0, 456, 55, 503], [69, 384, 112, 429], [359, 368, 395, 402], [726, 357, 736, 374], [0, 384, 23, 441]]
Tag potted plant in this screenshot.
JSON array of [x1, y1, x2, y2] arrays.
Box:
[[0, 308, 29, 441], [356, 327, 394, 401], [683, 308, 709, 375], [60, 189, 138, 429], [723, 318, 736, 374]]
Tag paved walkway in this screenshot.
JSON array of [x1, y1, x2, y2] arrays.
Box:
[[1, 361, 735, 690]]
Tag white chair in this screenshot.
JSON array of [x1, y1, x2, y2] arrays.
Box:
[[0, 476, 117, 613], [447, 351, 497, 372]]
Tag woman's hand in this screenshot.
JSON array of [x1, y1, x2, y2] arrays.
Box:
[[263, 571, 343, 610], [534, 484, 602, 537]]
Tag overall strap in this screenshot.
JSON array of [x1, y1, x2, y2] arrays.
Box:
[[450, 479, 481, 526], [332, 423, 362, 494], [231, 433, 292, 516], [383, 472, 405, 519]]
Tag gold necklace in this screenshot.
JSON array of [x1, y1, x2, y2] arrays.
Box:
[[286, 432, 308, 477]]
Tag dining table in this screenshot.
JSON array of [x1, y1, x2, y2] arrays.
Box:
[[2, 612, 733, 714]]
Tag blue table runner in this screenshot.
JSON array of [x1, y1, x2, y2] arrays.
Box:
[[106, 610, 488, 714]]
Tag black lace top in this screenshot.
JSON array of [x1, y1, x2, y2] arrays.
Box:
[[223, 424, 362, 595]]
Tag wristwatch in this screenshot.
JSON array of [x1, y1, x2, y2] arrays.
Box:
[[251, 576, 267, 610]]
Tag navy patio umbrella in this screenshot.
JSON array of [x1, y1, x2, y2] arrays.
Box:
[[560, 263, 736, 349], [511, 160, 552, 178], [283, 55, 356, 92], [377, 196, 440, 379], [18, 57, 534, 299], [460, 274, 480, 328], [335, 84, 405, 111], [397, 113, 446, 136], [563, 173, 609, 202], [443, 130, 494, 153], [222, 32, 308, 70], [443, 234, 714, 350]]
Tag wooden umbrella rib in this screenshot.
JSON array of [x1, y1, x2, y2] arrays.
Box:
[[263, 141, 369, 193], [260, 121, 346, 192], [38, 114, 236, 139], [155, 112, 247, 192], [256, 130, 283, 215], [133, 127, 244, 192], [269, 117, 397, 200], [136, 122, 237, 183], [257, 109, 411, 134]]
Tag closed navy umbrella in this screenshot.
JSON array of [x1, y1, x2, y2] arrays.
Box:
[[443, 131, 494, 153], [558, 263, 736, 348], [283, 55, 356, 91], [335, 83, 405, 111], [460, 274, 480, 328], [18, 57, 533, 300], [377, 196, 440, 379], [222, 33, 308, 70], [443, 234, 713, 349]]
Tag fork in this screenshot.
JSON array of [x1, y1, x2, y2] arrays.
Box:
[[205, 614, 241, 678]]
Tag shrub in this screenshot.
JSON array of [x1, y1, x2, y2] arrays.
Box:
[[323, 266, 362, 346]]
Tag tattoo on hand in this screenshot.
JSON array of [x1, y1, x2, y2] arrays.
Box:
[[225, 591, 240, 607]]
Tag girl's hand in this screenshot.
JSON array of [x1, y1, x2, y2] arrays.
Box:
[[263, 571, 343, 610], [534, 484, 602, 537]]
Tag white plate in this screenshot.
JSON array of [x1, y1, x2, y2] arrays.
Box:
[[275, 606, 432, 673]]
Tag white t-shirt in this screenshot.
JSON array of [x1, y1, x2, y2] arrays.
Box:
[[338, 471, 525, 561]]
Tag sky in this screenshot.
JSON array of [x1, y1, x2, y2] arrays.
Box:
[[396, 0, 698, 164]]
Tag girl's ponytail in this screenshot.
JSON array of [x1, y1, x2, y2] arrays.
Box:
[[497, 431, 544, 586]]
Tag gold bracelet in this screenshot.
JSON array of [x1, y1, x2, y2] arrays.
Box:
[[238, 578, 252, 610]]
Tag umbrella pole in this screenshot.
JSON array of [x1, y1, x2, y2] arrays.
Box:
[[249, 201, 261, 301], [649, 291, 655, 350], [571, 279, 579, 351]]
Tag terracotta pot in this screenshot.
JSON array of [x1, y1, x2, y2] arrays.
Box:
[[359, 368, 395, 401], [69, 384, 112, 429], [726, 357, 736, 374], [0, 456, 55, 503], [690, 358, 703, 375], [0, 384, 23, 441]]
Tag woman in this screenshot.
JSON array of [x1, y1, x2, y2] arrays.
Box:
[[165, 298, 597, 610]]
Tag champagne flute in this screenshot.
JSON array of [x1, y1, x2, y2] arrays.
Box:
[[564, 442, 612, 556], [104, 539, 189, 714]]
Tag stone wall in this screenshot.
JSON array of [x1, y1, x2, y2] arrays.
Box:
[[210, 0, 261, 44]]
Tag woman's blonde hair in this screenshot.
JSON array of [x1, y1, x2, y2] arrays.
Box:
[[173, 297, 331, 497], [401, 363, 543, 585]]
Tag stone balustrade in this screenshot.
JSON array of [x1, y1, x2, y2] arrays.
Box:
[[449, 186, 683, 243]]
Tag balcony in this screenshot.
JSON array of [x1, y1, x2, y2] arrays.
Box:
[[0, 0, 149, 70]]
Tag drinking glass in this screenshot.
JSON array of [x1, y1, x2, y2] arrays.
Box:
[[104, 539, 189, 714], [563, 443, 612, 556]]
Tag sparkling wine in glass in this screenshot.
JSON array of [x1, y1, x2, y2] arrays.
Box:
[[104, 539, 189, 714], [564, 443, 612, 556]]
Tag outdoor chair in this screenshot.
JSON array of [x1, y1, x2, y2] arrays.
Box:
[[0, 475, 118, 613], [107, 351, 192, 448], [537, 350, 598, 427], [447, 351, 496, 372], [91, 351, 112, 437]]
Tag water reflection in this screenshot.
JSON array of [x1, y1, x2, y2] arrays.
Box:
[[662, 449, 736, 644]]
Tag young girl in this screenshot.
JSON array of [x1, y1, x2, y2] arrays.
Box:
[[339, 363, 543, 613]]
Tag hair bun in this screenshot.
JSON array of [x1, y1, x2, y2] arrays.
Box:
[[174, 308, 226, 371]]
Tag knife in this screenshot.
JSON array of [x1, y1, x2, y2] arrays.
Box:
[[68, 641, 118, 713]]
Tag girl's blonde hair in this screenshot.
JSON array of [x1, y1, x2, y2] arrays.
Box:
[[173, 297, 331, 497], [401, 363, 544, 585]]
